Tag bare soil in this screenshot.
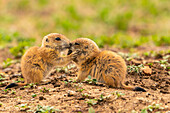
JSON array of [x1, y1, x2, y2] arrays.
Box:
[[0, 47, 170, 113]]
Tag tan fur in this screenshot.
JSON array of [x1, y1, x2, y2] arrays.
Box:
[[8, 33, 75, 87], [69, 38, 145, 91]]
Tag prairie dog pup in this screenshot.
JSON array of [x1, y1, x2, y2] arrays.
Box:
[[6, 33, 75, 89], [68, 38, 146, 92]]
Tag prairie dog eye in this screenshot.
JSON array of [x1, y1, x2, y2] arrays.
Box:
[[75, 42, 80, 45], [85, 46, 88, 49], [46, 38, 49, 42], [55, 37, 61, 41]]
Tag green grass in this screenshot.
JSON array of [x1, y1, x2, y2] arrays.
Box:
[[141, 103, 164, 113], [127, 64, 144, 74], [0, 0, 169, 49], [10, 40, 35, 58], [0, 30, 13, 48], [2, 58, 17, 68], [9, 33, 35, 57], [35, 105, 61, 113], [113, 12, 133, 31]]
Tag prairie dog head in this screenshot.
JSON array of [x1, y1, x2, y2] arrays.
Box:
[[68, 38, 100, 64], [42, 33, 71, 51]]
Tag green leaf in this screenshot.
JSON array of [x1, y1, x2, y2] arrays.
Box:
[[88, 75, 91, 79], [141, 109, 148, 113]]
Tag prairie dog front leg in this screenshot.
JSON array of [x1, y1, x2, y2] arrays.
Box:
[[54, 51, 77, 66]]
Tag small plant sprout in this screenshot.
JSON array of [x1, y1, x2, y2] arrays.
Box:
[[19, 96, 22, 99], [141, 108, 148, 113], [143, 52, 150, 57], [63, 81, 68, 85], [0, 81, 8, 87], [32, 94, 37, 98], [10, 90, 16, 95], [147, 103, 164, 112], [15, 77, 24, 83], [29, 83, 34, 87], [28, 83, 37, 88], [85, 75, 97, 84], [98, 94, 111, 102], [155, 55, 170, 69], [19, 77, 24, 81], [63, 79, 74, 87], [73, 80, 77, 83], [35, 105, 61, 113], [85, 94, 111, 106], [118, 52, 140, 61], [23, 83, 37, 88], [112, 91, 125, 98], [40, 87, 50, 93], [23, 85, 29, 88], [143, 50, 157, 58], [127, 64, 144, 74], [77, 88, 85, 92], [0, 103, 2, 107], [73, 83, 83, 89], [2, 58, 18, 68], [81, 93, 89, 98], [86, 99, 98, 106], [15, 104, 30, 111], [99, 94, 104, 100], [3, 88, 9, 93], [147, 63, 153, 66], [141, 103, 164, 113]]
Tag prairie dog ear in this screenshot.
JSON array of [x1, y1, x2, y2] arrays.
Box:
[[41, 36, 48, 47]]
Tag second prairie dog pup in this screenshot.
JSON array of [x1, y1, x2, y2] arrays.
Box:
[[6, 33, 75, 89], [68, 38, 146, 92]]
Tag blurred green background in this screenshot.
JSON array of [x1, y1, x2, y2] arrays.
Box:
[[0, 0, 169, 49]]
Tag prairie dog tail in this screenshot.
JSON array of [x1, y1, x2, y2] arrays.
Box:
[[121, 83, 146, 92], [5, 83, 27, 89]]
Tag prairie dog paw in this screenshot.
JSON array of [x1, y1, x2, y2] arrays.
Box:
[[69, 51, 78, 59]]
